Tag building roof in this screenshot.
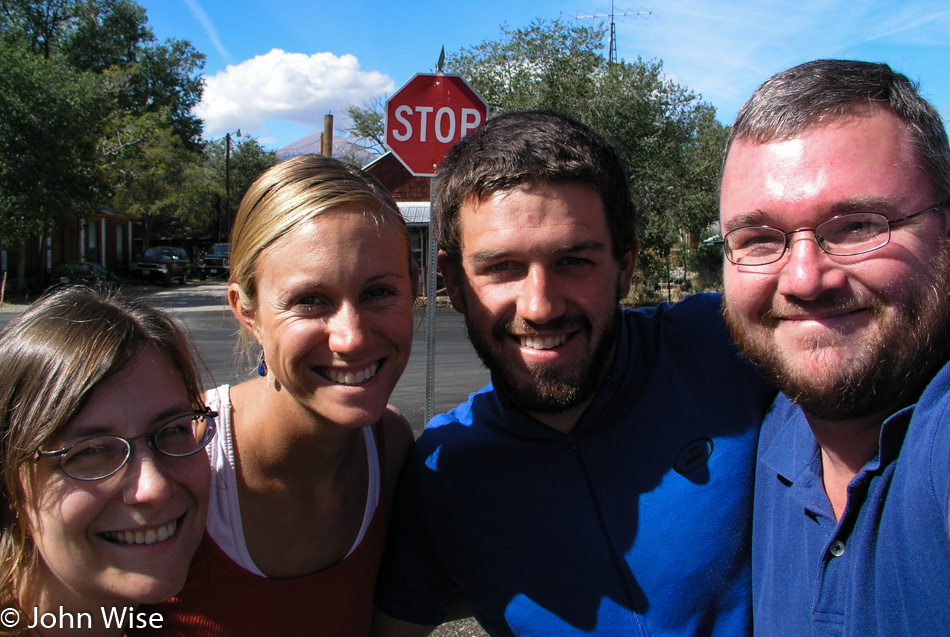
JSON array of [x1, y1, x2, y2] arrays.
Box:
[[398, 202, 430, 225], [364, 152, 431, 202], [98, 205, 133, 221]]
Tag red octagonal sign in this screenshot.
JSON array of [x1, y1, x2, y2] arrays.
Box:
[[385, 73, 488, 177]]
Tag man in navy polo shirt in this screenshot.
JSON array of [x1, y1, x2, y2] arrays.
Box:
[[720, 59, 950, 635]]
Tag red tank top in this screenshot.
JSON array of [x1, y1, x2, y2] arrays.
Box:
[[131, 424, 387, 636]]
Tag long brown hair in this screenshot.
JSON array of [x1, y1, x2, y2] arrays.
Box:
[[0, 286, 204, 626]]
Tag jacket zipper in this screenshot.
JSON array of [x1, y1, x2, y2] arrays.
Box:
[[568, 432, 648, 636]]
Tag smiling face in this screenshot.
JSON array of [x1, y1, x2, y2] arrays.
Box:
[[721, 107, 950, 420], [23, 347, 210, 611], [239, 208, 416, 428], [440, 181, 635, 433]]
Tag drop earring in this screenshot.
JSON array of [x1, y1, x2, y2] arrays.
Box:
[[257, 350, 267, 377]]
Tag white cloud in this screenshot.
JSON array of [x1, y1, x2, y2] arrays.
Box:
[[196, 49, 395, 140]]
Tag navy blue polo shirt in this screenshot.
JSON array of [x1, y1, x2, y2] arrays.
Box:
[[752, 360, 950, 636]]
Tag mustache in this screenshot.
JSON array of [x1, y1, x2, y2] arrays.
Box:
[[503, 315, 587, 336], [759, 294, 883, 325]]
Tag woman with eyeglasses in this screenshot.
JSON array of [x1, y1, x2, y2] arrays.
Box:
[[0, 285, 215, 636], [133, 155, 417, 636]]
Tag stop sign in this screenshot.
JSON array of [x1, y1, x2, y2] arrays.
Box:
[[385, 73, 488, 177]]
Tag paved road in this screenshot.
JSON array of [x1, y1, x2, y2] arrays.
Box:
[[0, 281, 490, 436], [138, 281, 489, 436], [0, 282, 491, 635]]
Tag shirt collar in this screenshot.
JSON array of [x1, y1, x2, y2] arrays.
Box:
[[759, 397, 827, 514], [759, 394, 915, 518]]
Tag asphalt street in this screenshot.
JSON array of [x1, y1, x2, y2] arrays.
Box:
[[0, 281, 490, 435], [138, 281, 490, 435], [0, 281, 490, 635]]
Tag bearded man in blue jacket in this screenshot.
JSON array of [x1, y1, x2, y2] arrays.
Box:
[[373, 110, 773, 637]]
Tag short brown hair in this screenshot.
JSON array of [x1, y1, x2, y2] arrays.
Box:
[[434, 111, 637, 263], [725, 59, 950, 202]]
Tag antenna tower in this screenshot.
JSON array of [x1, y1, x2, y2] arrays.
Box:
[[577, 2, 652, 64]]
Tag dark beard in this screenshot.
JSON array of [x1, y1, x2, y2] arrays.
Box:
[[725, 246, 950, 420], [464, 306, 621, 415]]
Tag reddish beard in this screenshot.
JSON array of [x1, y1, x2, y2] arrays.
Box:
[[462, 301, 622, 414], [724, 246, 950, 421]]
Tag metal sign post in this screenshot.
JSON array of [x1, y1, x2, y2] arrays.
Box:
[[425, 181, 438, 423], [385, 71, 488, 426]]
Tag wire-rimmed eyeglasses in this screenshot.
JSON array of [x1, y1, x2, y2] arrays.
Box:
[[716, 202, 948, 266], [35, 409, 218, 481]]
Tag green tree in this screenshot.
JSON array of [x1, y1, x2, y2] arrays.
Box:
[[0, 0, 74, 58], [448, 20, 604, 114], [188, 136, 277, 243], [61, 0, 150, 71], [105, 124, 275, 248], [102, 109, 197, 247], [678, 103, 730, 238], [0, 38, 109, 287], [345, 97, 387, 156], [122, 37, 205, 150], [0, 0, 208, 274], [63, 0, 205, 150], [1, 0, 205, 148], [444, 19, 729, 296]]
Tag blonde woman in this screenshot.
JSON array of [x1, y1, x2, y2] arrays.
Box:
[[140, 155, 416, 636]]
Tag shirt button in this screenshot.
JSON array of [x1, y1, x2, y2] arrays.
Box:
[[829, 540, 846, 557]]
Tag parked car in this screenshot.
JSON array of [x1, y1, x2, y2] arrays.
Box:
[[53, 261, 121, 288], [130, 246, 192, 285], [198, 243, 230, 279]]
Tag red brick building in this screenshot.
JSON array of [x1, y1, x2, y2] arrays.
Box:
[[3, 206, 134, 289], [363, 152, 434, 283]]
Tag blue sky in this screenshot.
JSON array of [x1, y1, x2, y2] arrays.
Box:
[[137, 0, 950, 152]]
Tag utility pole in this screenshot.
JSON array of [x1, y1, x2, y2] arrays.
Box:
[[225, 129, 241, 240], [577, 2, 652, 64], [322, 114, 333, 157]]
